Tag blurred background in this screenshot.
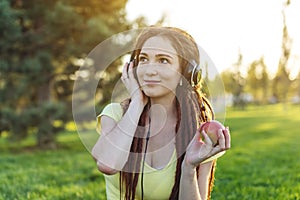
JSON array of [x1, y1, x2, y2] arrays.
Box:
[[1, 0, 299, 199]]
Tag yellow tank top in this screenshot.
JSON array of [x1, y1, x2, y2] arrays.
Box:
[[97, 103, 177, 200]]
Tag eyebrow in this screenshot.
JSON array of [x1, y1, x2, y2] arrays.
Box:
[[139, 52, 174, 59]]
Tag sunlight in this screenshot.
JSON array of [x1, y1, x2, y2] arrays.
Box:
[[126, 0, 300, 77]]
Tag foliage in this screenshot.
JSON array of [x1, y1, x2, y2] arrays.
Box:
[[221, 52, 247, 108], [291, 71, 300, 98], [271, 0, 293, 103], [220, 1, 299, 107], [245, 57, 269, 104], [0, 0, 131, 148], [1, 0, 299, 150]]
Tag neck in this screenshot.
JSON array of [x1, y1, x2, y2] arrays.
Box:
[[147, 95, 177, 141], [149, 95, 177, 118]]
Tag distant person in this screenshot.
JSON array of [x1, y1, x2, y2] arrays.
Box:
[[92, 26, 231, 200]]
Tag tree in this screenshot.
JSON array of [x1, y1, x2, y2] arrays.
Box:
[[221, 51, 246, 108], [295, 72, 300, 97], [272, 0, 292, 103], [0, 0, 131, 148], [0, 0, 25, 139], [246, 57, 269, 104], [290, 70, 300, 103]]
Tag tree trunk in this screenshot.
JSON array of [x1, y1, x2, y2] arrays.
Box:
[[36, 79, 57, 149]]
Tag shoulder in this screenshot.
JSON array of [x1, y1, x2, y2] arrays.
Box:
[[96, 103, 123, 133], [100, 103, 123, 118]]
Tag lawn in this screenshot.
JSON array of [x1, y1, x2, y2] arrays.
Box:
[[0, 131, 106, 200], [212, 104, 300, 200], [0, 104, 299, 200]]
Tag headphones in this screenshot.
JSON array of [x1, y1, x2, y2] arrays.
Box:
[[184, 60, 202, 88]]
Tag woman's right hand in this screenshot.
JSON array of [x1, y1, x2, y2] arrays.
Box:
[[121, 61, 148, 106]]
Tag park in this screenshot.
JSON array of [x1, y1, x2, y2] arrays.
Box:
[[1, 0, 300, 199]]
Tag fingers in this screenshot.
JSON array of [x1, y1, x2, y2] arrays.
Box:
[[122, 62, 129, 80], [121, 61, 135, 83], [200, 130, 213, 146], [127, 60, 135, 79], [194, 129, 201, 141], [223, 127, 231, 149], [217, 129, 226, 149], [187, 129, 202, 150], [188, 127, 231, 165], [186, 127, 231, 166], [215, 127, 231, 152]]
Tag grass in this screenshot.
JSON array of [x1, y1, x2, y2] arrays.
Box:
[[212, 104, 300, 200], [0, 132, 106, 200], [0, 103, 300, 199]]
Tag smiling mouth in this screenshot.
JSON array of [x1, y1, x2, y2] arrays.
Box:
[[144, 80, 161, 84]]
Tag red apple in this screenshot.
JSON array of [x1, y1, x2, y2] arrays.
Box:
[[199, 120, 225, 146]]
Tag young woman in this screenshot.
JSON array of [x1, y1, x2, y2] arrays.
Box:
[[92, 26, 231, 200]]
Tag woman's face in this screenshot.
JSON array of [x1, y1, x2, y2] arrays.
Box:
[[136, 36, 182, 99]]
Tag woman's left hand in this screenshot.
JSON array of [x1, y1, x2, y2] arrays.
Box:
[[185, 127, 231, 167]]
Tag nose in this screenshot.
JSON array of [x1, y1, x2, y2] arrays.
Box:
[[145, 64, 158, 76]]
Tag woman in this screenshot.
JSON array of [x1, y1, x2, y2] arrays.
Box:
[[92, 26, 231, 200]]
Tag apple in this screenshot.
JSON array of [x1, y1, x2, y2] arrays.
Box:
[[199, 120, 225, 146]]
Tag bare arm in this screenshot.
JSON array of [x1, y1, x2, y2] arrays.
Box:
[[92, 61, 148, 175], [179, 160, 213, 200], [179, 128, 231, 199], [91, 99, 145, 175]]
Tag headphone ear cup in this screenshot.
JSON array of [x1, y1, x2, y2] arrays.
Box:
[[183, 60, 202, 87], [190, 63, 202, 87], [193, 68, 202, 86], [183, 62, 194, 85]]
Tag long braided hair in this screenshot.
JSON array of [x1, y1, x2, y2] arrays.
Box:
[[120, 26, 217, 200]]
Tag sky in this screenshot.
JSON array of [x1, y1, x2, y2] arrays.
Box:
[[126, 0, 300, 79]]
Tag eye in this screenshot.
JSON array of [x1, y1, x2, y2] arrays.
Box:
[[138, 55, 148, 63], [159, 57, 170, 64]]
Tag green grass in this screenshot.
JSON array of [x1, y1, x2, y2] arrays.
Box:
[[0, 132, 106, 200], [0, 104, 300, 199], [212, 104, 300, 200]]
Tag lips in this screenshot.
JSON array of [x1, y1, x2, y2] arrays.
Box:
[[143, 80, 161, 85]]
